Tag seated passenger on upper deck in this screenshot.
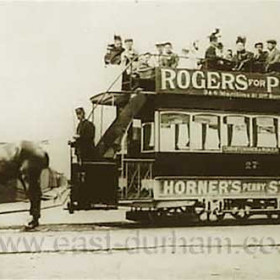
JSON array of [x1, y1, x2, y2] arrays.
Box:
[[136, 52, 156, 79], [252, 42, 268, 73], [160, 42, 179, 68], [265, 39, 280, 72], [232, 36, 254, 72], [121, 38, 139, 69], [155, 42, 165, 67], [204, 29, 233, 71], [104, 35, 125, 65], [205, 29, 220, 59], [225, 49, 233, 61], [179, 41, 201, 69]]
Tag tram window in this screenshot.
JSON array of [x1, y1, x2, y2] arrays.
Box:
[[253, 117, 278, 148], [224, 116, 250, 147], [160, 113, 190, 151], [192, 115, 220, 150], [142, 123, 155, 151]]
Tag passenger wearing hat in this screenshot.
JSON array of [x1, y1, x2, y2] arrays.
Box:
[[252, 42, 267, 73], [204, 29, 231, 70], [104, 35, 125, 65], [205, 29, 220, 59], [155, 42, 165, 67], [72, 107, 95, 162], [161, 42, 179, 68], [232, 36, 253, 72], [121, 38, 138, 69], [266, 39, 280, 72], [137, 52, 156, 79]]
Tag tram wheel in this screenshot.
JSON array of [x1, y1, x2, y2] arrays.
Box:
[[231, 206, 251, 220], [215, 211, 225, 221]]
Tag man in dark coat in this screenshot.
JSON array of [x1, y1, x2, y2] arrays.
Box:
[[252, 42, 268, 72], [73, 107, 95, 162], [266, 39, 280, 72], [104, 35, 125, 65]]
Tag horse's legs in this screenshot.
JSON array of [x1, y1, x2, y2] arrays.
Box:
[[27, 168, 42, 226]]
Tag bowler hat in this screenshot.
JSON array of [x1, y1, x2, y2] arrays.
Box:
[[267, 39, 277, 45], [254, 42, 263, 48]]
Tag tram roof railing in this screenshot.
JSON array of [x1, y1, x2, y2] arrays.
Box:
[[90, 54, 280, 108]]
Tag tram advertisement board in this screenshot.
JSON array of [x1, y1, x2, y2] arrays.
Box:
[[156, 68, 280, 99], [153, 177, 280, 199]]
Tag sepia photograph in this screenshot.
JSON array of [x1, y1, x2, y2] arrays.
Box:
[[0, 0, 280, 279]]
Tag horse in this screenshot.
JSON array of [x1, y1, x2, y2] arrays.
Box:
[[0, 140, 49, 229]]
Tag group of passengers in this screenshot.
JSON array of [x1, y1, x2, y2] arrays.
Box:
[[204, 29, 280, 73], [104, 35, 180, 80], [104, 30, 280, 83]]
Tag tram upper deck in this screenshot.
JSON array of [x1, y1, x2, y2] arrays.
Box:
[[91, 64, 280, 104]]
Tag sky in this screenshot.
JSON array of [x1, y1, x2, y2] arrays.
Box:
[[0, 0, 280, 175]]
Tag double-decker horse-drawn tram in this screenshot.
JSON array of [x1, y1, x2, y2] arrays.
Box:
[[73, 59, 280, 224]]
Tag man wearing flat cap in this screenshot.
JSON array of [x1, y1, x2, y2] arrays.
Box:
[[122, 39, 138, 62], [72, 107, 95, 162], [121, 38, 138, 72], [266, 39, 280, 72], [252, 42, 268, 73]]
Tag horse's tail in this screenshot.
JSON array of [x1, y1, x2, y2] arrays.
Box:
[[44, 152, 50, 168]]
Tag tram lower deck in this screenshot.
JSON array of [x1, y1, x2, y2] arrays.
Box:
[[87, 67, 280, 223]]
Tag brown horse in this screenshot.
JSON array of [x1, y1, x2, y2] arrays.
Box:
[[0, 141, 49, 229]]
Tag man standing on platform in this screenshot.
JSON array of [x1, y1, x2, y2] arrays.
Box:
[[73, 107, 95, 162]]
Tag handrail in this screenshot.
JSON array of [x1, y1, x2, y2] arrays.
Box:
[[86, 56, 140, 121]]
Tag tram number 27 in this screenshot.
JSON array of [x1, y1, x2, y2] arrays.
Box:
[[245, 160, 259, 170]]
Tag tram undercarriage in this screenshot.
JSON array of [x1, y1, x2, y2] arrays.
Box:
[[126, 197, 280, 224]]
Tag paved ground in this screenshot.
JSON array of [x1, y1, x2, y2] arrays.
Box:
[[0, 223, 280, 279], [0, 201, 280, 279]]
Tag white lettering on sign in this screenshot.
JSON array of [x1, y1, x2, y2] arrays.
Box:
[[207, 72, 221, 89], [160, 180, 280, 197], [267, 76, 279, 93], [159, 68, 280, 95], [235, 74, 248, 91], [177, 70, 190, 89], [161, 69, 176, 90]]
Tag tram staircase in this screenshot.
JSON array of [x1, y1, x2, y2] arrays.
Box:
[[95, 93, 147, 159]]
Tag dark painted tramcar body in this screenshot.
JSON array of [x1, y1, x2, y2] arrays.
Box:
[[85, 66, 280, 223]]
